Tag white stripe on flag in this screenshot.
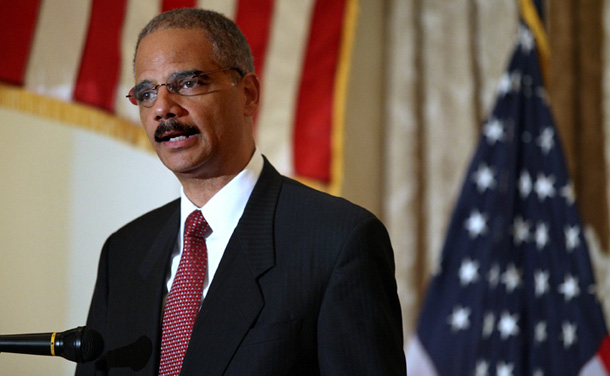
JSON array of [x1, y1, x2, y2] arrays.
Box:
[[255, 0, 316, 176], [406, 336, 439, 376], [197, 0, 238, 20], [115, 0, 161, 122], [24, 0, 93, 100], [579, 354, 610, 376]]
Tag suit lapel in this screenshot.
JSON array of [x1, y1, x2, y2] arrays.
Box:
[[181, 158, 283, 375], [139, 200, 180, 280], [136, 201, 180, 371]]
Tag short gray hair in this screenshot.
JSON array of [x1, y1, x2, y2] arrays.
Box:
[[134, 8, 254, 75]]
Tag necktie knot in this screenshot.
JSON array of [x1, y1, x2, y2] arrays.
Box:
[[185, 210, 208, 239]]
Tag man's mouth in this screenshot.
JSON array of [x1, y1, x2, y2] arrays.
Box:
[[154, 120, 199, 143]]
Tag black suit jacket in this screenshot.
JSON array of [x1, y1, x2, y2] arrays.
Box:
[[76, 159, 406, 375]]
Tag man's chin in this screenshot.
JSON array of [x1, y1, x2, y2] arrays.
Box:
[[159, 156, 209, 177]]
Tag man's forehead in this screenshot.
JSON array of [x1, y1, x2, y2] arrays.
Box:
[[134, 28, 213, 77]]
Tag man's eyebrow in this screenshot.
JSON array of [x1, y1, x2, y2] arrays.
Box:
[[133, 70, 204, 90], [171, 70, 203, 79], [134, 79, 155, 91]]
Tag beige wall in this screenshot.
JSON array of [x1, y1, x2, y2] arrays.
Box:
[[342, 0, 385, 216], [0, 108, 179, 375], [0, 109, 73, 375]]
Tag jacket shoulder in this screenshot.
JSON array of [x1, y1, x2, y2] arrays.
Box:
[[110, 198, 180, 241], [279, 176, 377, 224]]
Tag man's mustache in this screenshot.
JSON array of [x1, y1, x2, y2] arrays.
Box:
[[154, 119, 199, 142]]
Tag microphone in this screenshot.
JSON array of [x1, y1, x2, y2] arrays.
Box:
[[0, 326, 104, 363]]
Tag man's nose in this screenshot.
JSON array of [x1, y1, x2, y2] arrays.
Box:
[[153, 85, 184, 120]]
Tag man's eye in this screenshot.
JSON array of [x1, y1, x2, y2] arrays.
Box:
[[182, 79, 199, 89], [176, 77, 208, 92], [137, 89, 156, 102]]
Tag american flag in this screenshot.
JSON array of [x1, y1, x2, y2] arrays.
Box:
[[407, 22, 610, 376], [0, 0, 354, 190]]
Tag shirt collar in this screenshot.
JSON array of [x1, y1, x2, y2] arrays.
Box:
[[180, 148, 264, 238]]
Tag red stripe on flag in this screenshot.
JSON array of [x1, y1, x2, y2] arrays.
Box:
[[292, 0, 347, 182], [161, 0, 196, 13], [0, 1, 42, 86], [234, 0, 275, 78], [598, 336, 610, 372], [73, 0, 128, 112]]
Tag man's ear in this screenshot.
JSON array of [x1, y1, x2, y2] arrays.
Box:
[[241, 73, 260, 116]]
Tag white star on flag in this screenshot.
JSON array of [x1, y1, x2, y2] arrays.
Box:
[[482, 312, 495, 338], [448, 306, 471, 332], [497, 361, 515, 376], [501, 264, 522, 292], [534, 270, 549, 297], [458, 258, 480, 285], [537, 86, 550, 103], [510, 71, 522, 93], [512, 216, 531, 245], [518, 170, 532, 198], [560, 322, 578, 348], [534, 173, 556, 201], [536, 127, 555, 154], [565, 225, 581, 251], [497, 73, 513, 97], [475, 360, 489, 376], [558, 275, 580, 302], [518, 25, 534, 52], [464, 210, 488, 238], [483, 118, 506, 145], [472, 163, 497, 192], [488, 264, 500, 288], [534, 222, 549, 249], [560, 182, 576, 205], [534, 321, 547, 343], [497, 311, 520, 340]]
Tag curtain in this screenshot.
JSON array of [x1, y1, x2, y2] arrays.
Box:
[[384, 0, 610, 339]]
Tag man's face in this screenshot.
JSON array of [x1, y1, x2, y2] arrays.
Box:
[[134, 28, 258, 181]]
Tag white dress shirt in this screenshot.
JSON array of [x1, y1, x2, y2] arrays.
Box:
[[166, 149, 264, 300]]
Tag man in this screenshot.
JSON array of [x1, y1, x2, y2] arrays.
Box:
[[76, 8, 405, 376]]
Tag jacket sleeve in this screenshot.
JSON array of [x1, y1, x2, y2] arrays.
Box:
[[316, 216, 407, 375]]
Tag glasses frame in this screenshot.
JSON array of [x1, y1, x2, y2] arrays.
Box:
[[126, 66, 245, 107]]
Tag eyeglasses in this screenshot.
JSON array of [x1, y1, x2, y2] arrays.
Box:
[[126, 66, 244, 107]]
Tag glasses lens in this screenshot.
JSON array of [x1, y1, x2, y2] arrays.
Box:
[[126, 68, 234, 106], [172, 75, 207, 96], [127, 88, 138, 106], [134, 86, 158, 107]]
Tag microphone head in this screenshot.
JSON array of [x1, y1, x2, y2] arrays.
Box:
[[58, 327, 104, 363]]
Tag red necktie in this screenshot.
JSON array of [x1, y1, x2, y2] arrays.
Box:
[[159, 210, 208, 376]]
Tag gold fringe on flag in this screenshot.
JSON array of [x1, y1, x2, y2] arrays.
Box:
[[0, 83, 152, 152], [519, 0, 551, 86], [329, 0, 359, 196]]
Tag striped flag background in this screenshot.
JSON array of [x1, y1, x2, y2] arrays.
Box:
[[0, 0, 356, 192], [5, 1, 610, 375], [0, 1, 358, 374]]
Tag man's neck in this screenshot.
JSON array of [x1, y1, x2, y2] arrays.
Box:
[[179, 173, 238, 208], [178, 146, 257, 207]]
